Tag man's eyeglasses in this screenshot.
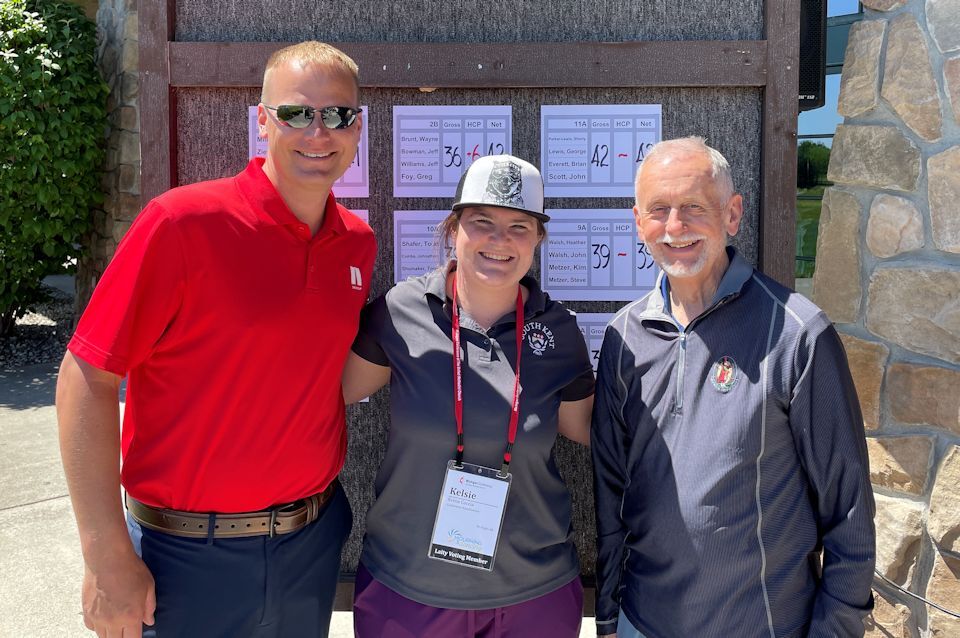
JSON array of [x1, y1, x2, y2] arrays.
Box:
[[263, 104, 361, 130]]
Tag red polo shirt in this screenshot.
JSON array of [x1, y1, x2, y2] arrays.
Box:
[[69, 158, 376, 512]]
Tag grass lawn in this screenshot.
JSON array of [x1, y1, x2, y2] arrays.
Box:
[[796, 198, 822, 279], [797, 184, 828, 198]]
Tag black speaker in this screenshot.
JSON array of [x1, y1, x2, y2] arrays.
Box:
[[799, 0, 827, 111]]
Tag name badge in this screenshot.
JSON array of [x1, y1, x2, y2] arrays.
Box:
[[427, 460, 512, 571]]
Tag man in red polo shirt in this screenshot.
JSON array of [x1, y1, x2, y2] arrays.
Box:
[[56, 41, 375, 637]]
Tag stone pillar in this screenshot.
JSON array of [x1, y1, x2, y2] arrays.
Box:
[[69, 0, 99, 20], [77, 0, 139, 314], [816, 1, 960, 635]]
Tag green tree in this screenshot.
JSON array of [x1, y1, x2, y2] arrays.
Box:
[[0, 0, 107, 336], [796, 141, 831, 190]]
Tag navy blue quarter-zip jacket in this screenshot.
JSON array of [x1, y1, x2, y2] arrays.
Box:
[[592, 249, 875, 638]]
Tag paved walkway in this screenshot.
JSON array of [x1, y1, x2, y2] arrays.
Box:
[[0, 364, 597, 637], [0, 363, 356, 637]]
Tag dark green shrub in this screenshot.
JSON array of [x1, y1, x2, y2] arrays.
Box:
[[0, 0, 108, 336]]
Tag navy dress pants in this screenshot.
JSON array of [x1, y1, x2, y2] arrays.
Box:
[[127, 485, 352, 638]]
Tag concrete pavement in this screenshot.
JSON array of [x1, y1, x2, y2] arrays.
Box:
[[0, 363, 88, 636], [0, 364, 356, 637], [0, 364, 596, 637]]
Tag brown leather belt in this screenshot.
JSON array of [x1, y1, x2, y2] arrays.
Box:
[[126, 482, 336, 539]]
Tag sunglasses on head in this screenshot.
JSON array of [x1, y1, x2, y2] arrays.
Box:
[[264, 104, 361, 130]]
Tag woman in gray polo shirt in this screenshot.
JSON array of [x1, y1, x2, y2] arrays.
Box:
[[342, 155, 595, 637]]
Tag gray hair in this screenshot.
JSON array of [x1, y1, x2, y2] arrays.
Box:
[[635, 136, 735, 202]]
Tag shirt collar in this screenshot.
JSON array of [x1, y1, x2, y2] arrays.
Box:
[[235, 158, 346, 236], [424, 260, 547, 319], [644, 246, 754, 320]]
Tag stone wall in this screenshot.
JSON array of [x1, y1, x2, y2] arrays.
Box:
[[76, 0, 138, 312], [815, 1, 960, 635]]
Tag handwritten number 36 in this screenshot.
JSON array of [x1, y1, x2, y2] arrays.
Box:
[[444, 146, 462, 168]]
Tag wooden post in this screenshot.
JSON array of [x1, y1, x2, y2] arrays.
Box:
[[138, 0, 177, 207], [760, 0, 801, 287]]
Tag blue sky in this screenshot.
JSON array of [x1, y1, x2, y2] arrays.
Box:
[[829, 0, 861, 17], [798, 75, 843, 143]]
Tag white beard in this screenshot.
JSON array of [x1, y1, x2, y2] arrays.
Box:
[[650, 232, 726, 279]]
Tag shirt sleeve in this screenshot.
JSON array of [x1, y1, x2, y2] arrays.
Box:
[[591, 323, 631, 636], [351, 292, 390, 366], [68, 201, 186, 376], [788, 316, 876, 637], [560, 315, 596, 402], [357, 225, 377, 303]]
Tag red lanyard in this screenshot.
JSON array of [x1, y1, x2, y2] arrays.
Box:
[[451, 274, 524, 475]]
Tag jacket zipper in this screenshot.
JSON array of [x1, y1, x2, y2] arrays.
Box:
[[671, 296, 734, 416], [674, 332, 687, 415]]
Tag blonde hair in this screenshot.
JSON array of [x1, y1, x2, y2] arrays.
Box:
[[261, 41, 359, 102]]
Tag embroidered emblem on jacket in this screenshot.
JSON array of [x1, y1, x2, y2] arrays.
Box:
[[710, 356, 739, 393], [522, 321, 555, 356]]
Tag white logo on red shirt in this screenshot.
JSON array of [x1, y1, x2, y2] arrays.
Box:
[[350, 266, 363, 291]]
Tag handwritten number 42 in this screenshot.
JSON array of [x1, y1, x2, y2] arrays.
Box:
[[636, 143, 654, 163], [592, 143, 656, 166]]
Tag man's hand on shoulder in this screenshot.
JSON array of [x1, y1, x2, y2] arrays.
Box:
[[81, 549, 156, 636]]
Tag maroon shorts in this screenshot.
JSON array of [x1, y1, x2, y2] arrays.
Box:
[[353, 564, 584, 638]]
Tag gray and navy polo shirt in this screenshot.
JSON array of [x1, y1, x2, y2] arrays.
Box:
[[353, 264, 594, 609], [592, 248, 875, 638]]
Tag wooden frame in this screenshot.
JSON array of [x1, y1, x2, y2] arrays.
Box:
[[139, 2, 798, 283], [168, 41, 769, 88], [136, 0, 800, 609], [760, 1, 801, 286]]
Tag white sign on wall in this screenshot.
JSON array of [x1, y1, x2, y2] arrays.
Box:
[[540, 209, 659, 302], [540, 104, 662, 198], [575, 313, 614, 372], [393, 105, 512, 198], [393, 210, 449, 283]]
